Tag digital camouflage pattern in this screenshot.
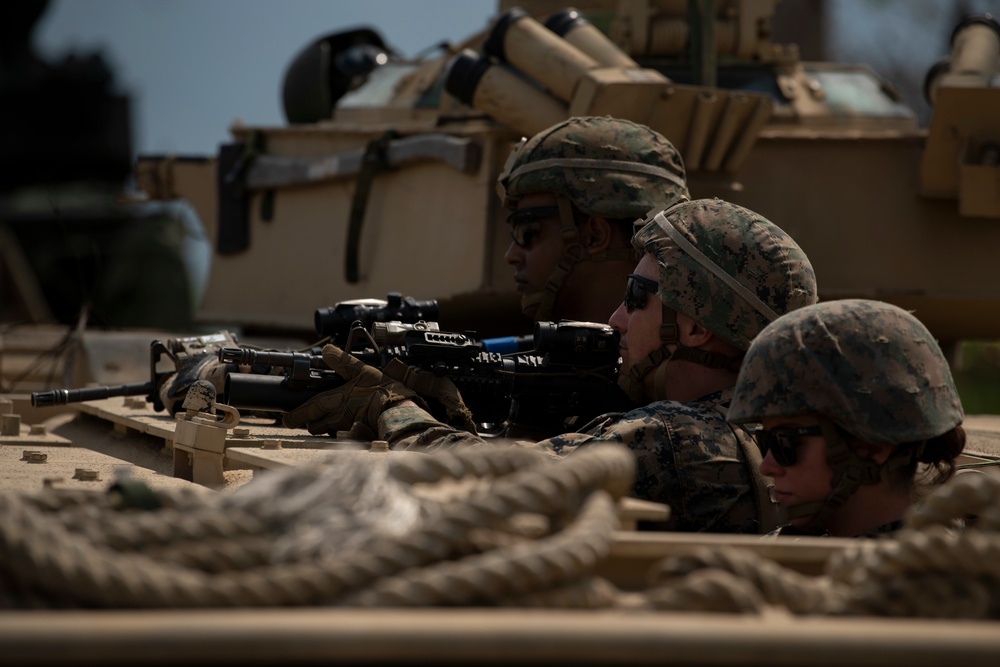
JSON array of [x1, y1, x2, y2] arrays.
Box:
[[767, 518, 905, 539], [728, 298, 964, 444], [496, 115, 690, 220], [633, 198, 818, 350], [378, 388, 761, 534]]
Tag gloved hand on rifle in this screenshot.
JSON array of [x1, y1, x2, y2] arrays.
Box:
[[381, 358, 479, 434], [159, 354, 236, 415], [282, 344, 478, 438]]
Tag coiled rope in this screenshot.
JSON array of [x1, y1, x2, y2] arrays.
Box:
[[642, 472, 1000, 619], [3, 446, 998, 618], [0, 443, 633, 608]]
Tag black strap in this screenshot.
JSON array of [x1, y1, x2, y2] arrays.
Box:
[[345, 129, 398, 283], [217, 131, 267, 254]]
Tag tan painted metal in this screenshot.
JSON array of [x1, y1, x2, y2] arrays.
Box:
[[115, 1, 1000, 348], [3, 608, 1000, 666], [2, 394, 1000, 662]]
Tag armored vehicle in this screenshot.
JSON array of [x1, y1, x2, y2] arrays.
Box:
[[2, 2, 1000, 664], [4, 0, 1000, 390], [123, 0, 1000, 351]]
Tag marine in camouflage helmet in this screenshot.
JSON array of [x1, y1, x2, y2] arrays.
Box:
[[497, 115, 690, 321], [618, 198, 818, 402], [728, 298, 966, 534]]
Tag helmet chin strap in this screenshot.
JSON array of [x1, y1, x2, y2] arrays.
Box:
[[522, 194, 635, 321], [783, 420, 925, 534], [618, 301, 742, 402]]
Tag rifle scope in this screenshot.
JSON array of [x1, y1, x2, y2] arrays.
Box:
[[533, 320, 620, 360], [314, 292, 438, 340]]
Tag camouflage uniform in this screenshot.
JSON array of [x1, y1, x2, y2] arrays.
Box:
[[379, 199, 818, 535], [728, 298, 965, 535], [497, 115, 690, 321], [767, 519, 904, 539], [379, 387, 759, 533]]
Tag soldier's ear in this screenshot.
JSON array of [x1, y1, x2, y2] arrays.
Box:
[[581, 216, 613, 252], [679, 318, 714, 347], [852, 442, 892, 463]]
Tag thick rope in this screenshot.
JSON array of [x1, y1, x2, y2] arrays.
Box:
[[4, 446, 998, 617], [637, 473, 1000, 619], [0, 444, 633, 609], [340, 490, 621, 606]]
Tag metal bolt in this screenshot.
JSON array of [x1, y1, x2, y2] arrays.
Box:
[[232, 427, 251, 437], [21, 450, 47, 463], [73, 469, 101, 481], [29, 424, 46, 436], [371, 440, 389, 452], [123, 397, 146, 409], [261, 439, 282, 450]]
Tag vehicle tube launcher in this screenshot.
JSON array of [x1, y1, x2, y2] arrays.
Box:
[[920, 13, 1000, 218], [445, 5, 773, 176]]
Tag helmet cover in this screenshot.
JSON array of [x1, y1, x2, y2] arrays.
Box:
[[633, 198, 817, 350], [728, 298, 964, 443], [497, 115, 689, 220]]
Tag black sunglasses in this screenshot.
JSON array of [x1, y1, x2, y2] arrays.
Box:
[[754, 424, 824, 466], [507, 206, 561, 248], [624, 273, 659, 313]]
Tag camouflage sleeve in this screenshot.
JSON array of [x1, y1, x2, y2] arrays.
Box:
[[378, 404, 486, 452], [545, 398, 757, 533], [379, 395, 756, 533]]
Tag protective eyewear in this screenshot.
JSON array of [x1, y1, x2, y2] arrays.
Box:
[[624, 274, 659, 313], [507, 206, 560, 248], [754, 425, 824, 466]]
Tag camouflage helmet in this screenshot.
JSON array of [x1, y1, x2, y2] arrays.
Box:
[[496, 115, 690, 219], [728, 299, 964, 444], [633, 198, 818, 350]]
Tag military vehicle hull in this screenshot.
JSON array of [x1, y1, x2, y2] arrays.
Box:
[[124, 1, 1000, 355], [2, 391, 1000, 664]]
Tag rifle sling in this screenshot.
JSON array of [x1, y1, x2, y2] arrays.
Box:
[[710, 401, 780, 534]]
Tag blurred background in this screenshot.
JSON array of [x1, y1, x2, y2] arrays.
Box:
[[29, 0, 998, 158], [4, 0, 1000, 410]]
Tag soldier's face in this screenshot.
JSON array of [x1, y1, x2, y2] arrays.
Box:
[[609, 253, 662, 375], [504, 192, 566, 319], [758, 415, 832, 528]]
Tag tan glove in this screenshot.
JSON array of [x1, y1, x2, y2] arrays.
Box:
[[382, 358, 478, 434], [282, 344, 425, 436]]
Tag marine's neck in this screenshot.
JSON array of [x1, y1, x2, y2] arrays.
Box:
[[825, 482, 910, 537]]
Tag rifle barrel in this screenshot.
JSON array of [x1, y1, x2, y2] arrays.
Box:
[[30, 381, 154, 408]]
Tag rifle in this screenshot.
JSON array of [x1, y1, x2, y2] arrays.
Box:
[[27, 289, 437, 413], [30, 331, 241, 412], [220, 320, 636, 438]]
